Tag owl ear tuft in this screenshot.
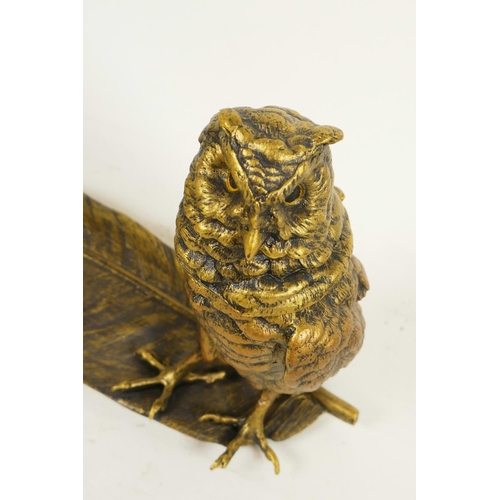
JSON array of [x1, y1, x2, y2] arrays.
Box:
[[218, 108, 244, 136], [312, 126, 344, 146]]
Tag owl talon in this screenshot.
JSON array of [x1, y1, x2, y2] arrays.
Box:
[[203, 389, 281, 474], [199, 414, 244, 426], [112, 350, 225, 418], [148, 384, 175, 419], [210, 455, 230, 470], [111, 376, 161, 391], [184, 371, 226, 384], [257, 433, 280, 474]]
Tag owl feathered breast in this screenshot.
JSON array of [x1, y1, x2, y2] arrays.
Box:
[[175, 107, 368, 394]]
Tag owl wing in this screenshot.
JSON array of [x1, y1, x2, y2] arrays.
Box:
[[283, 256, 367, 392], [352, 255, 370, 301]]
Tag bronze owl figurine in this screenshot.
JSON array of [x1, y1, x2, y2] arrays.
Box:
[[113, 106, 369, 473]]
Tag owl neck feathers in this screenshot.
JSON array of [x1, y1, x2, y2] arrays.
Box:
[[176, 200, 353, 320]]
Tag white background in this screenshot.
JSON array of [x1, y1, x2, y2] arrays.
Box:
[[84, 1, 415, 499]]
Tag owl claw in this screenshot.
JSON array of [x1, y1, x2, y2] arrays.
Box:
[[112, 350, 226, 418], [199, 414, 244, 426], [210, 455, 230, 470], [184, 371, 226, 384], [202, 389, 281, 474], [148, 386, 174, 419], [205, 416, 280, 474], [257, 433, 280, 474]]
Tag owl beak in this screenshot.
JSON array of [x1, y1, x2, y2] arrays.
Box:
[[242, 227, 267, 261]]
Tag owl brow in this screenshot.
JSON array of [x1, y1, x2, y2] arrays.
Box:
[[219, 134, 255, 202], [267, 161, 310, 203]]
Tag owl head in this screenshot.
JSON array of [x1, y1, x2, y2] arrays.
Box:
[[182, 106, 345, 266]]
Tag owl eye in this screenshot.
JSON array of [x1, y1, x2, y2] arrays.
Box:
[[225, 173, 239, 192], [285, 185, 304, 205]]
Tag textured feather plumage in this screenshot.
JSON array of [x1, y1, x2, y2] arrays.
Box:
[[175, 106, 368, 394]]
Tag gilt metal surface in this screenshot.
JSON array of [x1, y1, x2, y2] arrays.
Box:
[[84, 195, 331, 445], [83, 106, 368, 472]]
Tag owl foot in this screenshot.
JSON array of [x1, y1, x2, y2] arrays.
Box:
[[199, 389, 280, 474], [112, 349, 225, 419]]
